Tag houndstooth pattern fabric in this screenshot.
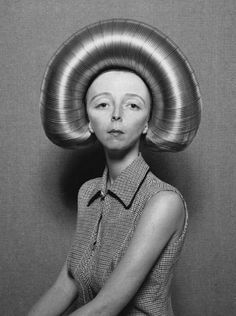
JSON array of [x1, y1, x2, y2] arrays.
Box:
[[67, 154, 188, 315]]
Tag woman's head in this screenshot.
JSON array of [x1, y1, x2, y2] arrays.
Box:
[[40, 19, 201, 151], [85, 70, 151, 153]]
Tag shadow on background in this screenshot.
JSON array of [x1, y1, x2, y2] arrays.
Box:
[[59, 144, 105, 212]]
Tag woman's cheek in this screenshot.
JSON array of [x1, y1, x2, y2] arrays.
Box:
[[131, 118, 147, 134]]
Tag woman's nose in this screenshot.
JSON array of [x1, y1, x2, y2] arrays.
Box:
[[111, 105, 123, 121], [111, 114, 121, 121]]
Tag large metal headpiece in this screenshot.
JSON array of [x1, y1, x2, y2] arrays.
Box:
[[40, 19, 201, 151]]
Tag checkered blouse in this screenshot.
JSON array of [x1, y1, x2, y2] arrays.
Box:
[[67, 154, 188, 315]]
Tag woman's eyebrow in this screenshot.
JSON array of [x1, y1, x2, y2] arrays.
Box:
[[123, 93, 145, 104], [88, 92, 146, 104], [88, 92, 112, 103]]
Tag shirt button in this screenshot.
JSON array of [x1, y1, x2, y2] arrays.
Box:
[[100, 191, 105, 200]]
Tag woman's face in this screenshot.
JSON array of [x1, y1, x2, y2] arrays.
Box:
[[86, 70, 151, 153]]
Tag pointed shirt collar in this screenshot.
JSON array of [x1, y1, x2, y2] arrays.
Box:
[[87, 154, 150, 209]]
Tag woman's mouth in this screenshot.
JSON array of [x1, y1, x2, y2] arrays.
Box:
[[108, 129, 124, 136]]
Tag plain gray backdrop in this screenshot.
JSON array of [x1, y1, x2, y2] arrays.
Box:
[[1, 1, 235, 315]]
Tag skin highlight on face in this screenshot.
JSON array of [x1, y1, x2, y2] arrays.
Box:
[[86, 70, 151, 156]]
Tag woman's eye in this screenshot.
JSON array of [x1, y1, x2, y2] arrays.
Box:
[[128, 103, 139, 109], [96, 103, 109, 108]]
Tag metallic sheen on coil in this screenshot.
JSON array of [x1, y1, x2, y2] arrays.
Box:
[[40, 19, 201, 151]]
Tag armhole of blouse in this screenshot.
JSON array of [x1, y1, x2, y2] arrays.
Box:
[[170, 189, 188, 244], [66, 179, 99, 278], [147, 187, 188, 244]]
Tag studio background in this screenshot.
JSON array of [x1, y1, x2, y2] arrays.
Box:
[[1, 1, 235, 315]]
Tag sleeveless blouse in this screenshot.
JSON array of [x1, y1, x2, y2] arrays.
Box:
[[67, 154, 188, 315]]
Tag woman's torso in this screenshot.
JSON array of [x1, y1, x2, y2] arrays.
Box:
[[67, 155, 188, 315]]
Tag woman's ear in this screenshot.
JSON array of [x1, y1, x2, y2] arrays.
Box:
[[142, 122, 149, 134], [88, 122, 94, 134]]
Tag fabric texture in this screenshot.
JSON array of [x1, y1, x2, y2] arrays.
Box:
[[67, 155, 188, 315]]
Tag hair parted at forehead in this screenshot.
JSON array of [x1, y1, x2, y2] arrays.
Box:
[[40, 18, 202, 151]]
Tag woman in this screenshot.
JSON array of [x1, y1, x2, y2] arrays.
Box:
[[29, 19, 201, 316]]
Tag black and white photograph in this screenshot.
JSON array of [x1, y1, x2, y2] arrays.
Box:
[[1, 1, 235, 315]]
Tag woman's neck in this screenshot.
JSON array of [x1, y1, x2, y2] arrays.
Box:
[[105, 148, 140, 185]]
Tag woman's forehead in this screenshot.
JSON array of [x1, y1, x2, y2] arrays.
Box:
[[86, 70, 151, 102]]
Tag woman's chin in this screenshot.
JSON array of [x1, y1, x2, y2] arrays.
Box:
[[101, 140, 140, 157]]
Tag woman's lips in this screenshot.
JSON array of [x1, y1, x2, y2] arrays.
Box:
[[108, 129, 124, 136]]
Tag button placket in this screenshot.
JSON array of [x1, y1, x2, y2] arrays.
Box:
[[92, 191, 106, 251]]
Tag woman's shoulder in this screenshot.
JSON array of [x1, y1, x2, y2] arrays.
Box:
[[143, 171, 188, 238], [77, 177, 101, 201], [145, 170, 184, 200]]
